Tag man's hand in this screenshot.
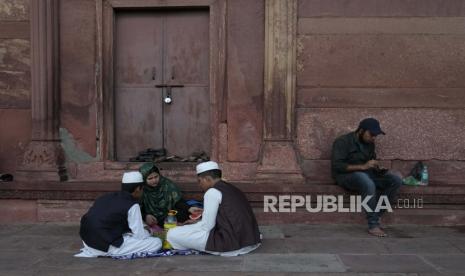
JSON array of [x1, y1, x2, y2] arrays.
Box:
[[346, 160, 378, 172], [188, 207, 203, 214], [144, 225, 153, 235], [145, 214, 158, 226], [364, 160, 379, 170], [178, 219, 199, 226]]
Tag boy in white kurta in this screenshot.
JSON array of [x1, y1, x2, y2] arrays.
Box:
[[167, 161, 261, 256]]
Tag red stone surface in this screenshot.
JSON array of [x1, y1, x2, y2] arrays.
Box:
[[2, 180, 465, 223], [382, 208, 465, 226], [301, 160, 333, 184], [3, 197, 464, 225], [2, 181, 465, 204], [75, 162, 121, 181], [392, 160, 465, 186], [258, 141, 300, 173], [297, 88, 465, 108], [297, 35, 465, 88], [74, 161, 252, 184], [226, 0, 264, 162], [298, 0, 465, 17], [78, 161, 259, 183], [1, 0, 465, 228], [37, 200, 91, 222], [0, 21, 29, 39], [0, 38, 30, 109], [0, 109, 31, 173], [59, 0, 97, 157], [298, 18, 465, 35], [0, 0, 29, 21], [218, 123, 228, 162], [222, 162, 258, 182], [302, 159, 465, 186], [0, 200, 37, 223], [256, 207, 465, 226], [296, 108, 465, 161]]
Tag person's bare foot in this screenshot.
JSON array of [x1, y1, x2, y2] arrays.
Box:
[[368, 227, 387, 237]]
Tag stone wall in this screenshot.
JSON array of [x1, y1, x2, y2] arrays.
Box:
[[59, 0, 98, 162], [1, 0, 465, 186], [0, 0, 31, 174], [296, 0, 465, 184]]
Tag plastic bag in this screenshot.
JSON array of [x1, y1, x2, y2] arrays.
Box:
[[402, 161, 426, 186]]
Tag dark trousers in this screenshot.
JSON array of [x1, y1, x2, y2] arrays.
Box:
[[337, 171, 402, 229]]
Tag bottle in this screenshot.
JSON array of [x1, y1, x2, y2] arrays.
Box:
[[420, 165, 429, 185], [162, 210, 178, 250], [165, 210, 178, 224]]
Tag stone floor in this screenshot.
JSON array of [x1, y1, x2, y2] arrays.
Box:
[[1, 223, 465, 275]]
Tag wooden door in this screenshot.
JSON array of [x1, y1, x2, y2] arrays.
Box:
[[114, 9, 210, 161]]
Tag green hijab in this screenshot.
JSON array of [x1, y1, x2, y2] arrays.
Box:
[[139, 163, 183, 221]]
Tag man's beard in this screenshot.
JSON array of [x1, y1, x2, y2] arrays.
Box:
[[358, 131, 372, 144]]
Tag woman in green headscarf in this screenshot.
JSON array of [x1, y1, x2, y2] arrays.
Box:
[[139, 163, 193, 227]]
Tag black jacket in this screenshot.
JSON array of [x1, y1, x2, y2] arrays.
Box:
[[331, 131, 376, 183], [79, 191, 136, 252]]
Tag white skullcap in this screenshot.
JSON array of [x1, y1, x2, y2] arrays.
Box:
[[196, 161, 220, 175], [122, 171, 144, 184]]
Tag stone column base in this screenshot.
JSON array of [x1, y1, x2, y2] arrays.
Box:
[[16, 141, 67, 181], [256, 140, 304, 183]]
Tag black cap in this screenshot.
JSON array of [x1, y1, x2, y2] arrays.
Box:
[[358, 118, 385, 136]]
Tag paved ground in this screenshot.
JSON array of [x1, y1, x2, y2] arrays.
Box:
[[0, 223, 465, 275]]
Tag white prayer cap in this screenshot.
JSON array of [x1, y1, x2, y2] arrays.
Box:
[[196, 161, 220, 175], [122, 171, 144, 184]]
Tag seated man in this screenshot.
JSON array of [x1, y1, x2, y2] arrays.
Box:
[[331, 118, 402, 237], [75, 171, 162, 257], [167, 161, 261, 256]]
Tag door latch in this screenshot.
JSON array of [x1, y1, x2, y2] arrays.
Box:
[[155, 84, 184, 105]]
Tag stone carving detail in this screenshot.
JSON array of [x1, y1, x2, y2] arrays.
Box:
[[21, 141, 64, 168]]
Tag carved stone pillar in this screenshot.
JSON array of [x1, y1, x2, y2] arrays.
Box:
[[17, 0, 66, 181], [256, 0, 303, 183]]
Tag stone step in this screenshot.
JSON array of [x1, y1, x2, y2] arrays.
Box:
[[2, 181, 465, 204], [72, 162, 198, 182], [2, 197, 464, 225], [2, 181, 465, 224], [254, 205, 465, 225]]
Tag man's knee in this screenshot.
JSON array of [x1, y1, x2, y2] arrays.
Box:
[[166, 228, 178, 244], [150, 237, 162, 248], [386, 173, 402, 189], [350, 172, 376, 194], [143, 237, 162, 252]]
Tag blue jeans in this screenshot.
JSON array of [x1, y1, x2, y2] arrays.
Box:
[[337, 171, 402, 229]]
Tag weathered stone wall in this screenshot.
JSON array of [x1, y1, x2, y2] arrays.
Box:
[[226, 0, 264, 164], [57, 0, 266, 181], [59, 0, 98, 166], [0, 0, 31, 173], [2, 0, 465, 186], [296, 0, 465, 184]]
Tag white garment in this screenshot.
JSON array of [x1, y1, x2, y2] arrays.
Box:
[[75, 203, 162, 257], [206, 243, 261, 257], [167, 187, 261, 256]]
